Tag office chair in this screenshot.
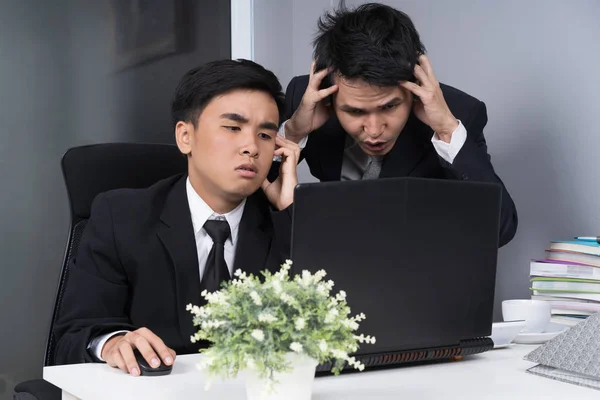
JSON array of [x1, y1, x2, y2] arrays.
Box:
[[13, 143, 187, 400]]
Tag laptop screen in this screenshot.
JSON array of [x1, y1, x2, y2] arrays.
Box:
[[291, 177, 501, 356]]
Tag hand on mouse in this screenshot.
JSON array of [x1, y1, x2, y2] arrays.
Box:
[[101, 327, 176, 376]]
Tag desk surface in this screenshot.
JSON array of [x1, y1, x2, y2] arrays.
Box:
[[44, 345, 597, 399]]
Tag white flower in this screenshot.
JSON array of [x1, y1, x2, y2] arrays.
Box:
[[190, 333, 202, 343], [324, 308, 339, 323], [314, 270, 327, 282], [251, 329, 265, 342], [250, 291, 263, 306], [319, 340, 328, 352], [271, 279, 283, 294], [331, 349, 348, 359], [354, 313, 366, 322], [316, 284, 328, 296], [274, 260, 292, 280], [203, 290, 229, 306], [346, 356, 365, 371], [342, 319, 359, 330], [290, 342, 303, 353], [280, 293, 294, 305], [258, 312, 278, 323], [355, 334, 376, 344], [295, 317, 306, 331], [336, 290, 347, 301]]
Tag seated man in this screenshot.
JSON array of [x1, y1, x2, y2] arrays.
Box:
[[278, 3, 517, 247], [53, 59, 300, 376]]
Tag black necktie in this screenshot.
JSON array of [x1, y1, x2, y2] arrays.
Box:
[[200, 219, 231, 293]]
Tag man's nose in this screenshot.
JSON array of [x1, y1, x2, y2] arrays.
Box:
[[363, 114, 385, 138], [240, 131, 259, 157]]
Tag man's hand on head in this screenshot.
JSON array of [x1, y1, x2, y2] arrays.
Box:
[[285, 61, 338, 143], [262, 136, 300, 210], [399, 55, 459, 142], [101, 327, 176, 376]]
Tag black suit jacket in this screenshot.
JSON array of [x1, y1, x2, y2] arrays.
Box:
[[282, 75, 517, 247], [54, 174, 291, 365]]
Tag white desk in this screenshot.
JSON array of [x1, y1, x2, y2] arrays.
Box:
[[44, 345, 597, 399]]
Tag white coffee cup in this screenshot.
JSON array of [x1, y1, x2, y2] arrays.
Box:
[[502, 299, 551, 333]]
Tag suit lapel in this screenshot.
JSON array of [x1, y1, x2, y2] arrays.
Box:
[[156, 176, 201, 351], [232, 192, 272, 277], [380, 114, 433, 178]]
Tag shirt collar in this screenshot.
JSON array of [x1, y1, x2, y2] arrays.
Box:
[[185, 177, 246, 243]]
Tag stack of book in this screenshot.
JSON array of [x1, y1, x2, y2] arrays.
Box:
[[530, 238, 600, 326]]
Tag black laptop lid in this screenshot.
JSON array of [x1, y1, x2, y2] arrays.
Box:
[[291, 177, 501, 356]]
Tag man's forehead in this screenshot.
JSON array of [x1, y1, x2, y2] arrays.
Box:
[[334, 75, 406, 105]]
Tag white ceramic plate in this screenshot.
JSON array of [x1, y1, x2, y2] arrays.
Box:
[[512, 322, 569, 344]]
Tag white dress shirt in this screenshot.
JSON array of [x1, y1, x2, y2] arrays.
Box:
[[88, 178, 246, 361], [185, 177, 245, 280], [278, 119, 467, 173]]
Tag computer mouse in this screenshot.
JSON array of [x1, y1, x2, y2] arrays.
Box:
[[133, 349, 173, 376]]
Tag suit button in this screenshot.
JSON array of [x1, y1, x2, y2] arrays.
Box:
[[461, 173, 470, 180]]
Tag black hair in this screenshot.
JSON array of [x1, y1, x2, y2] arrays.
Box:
[[171, 59, 285, 128], [313, 3, 426, 86]]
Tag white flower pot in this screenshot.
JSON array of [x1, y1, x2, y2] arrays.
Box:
[[244, 353, 319, 400]]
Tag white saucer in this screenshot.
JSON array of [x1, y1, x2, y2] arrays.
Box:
[[512, 322, 569, 344], [493, 343, 514, 349]]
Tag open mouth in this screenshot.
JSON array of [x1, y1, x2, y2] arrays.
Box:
[[235, 163, 258, 178], [362, 141, 387, 153]]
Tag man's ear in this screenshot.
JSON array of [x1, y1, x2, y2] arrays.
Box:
[[175, 121, 193, 155]]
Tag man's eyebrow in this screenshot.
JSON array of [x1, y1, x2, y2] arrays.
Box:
[[380, 97, 404, 106], [220, 113, 249, 123], [221, 113, 278, 131], [339, 104, 365, 112], [259, 122, 279, 131]]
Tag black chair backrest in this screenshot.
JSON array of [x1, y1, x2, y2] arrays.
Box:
[[44, 143, 187, 366]]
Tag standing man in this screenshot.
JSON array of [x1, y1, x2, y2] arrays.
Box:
[[279, 3, 517, 246]]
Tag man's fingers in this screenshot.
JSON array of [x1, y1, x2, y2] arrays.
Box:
[[113, 352, 127, 373], [399, 81, 426, 98], [276, 146, 299, 168], [275, 135, 299, 150], [413, 64, 433, 88], [275, 137, 301, 161], [418, 55, 435, 79], [317, 84, 338, 100], [133, 336, 161, 369], [136, 327, 174, 366], [118, 341, 140, 376], [309, 66, 333, 91]]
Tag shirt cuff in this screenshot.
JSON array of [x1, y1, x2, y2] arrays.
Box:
[[430, 120, 467, 164], [87, 330, 129, 362], [278, 120, 308, 149]]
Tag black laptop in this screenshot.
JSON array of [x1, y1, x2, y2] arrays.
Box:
[[290, 177, 502, 372]]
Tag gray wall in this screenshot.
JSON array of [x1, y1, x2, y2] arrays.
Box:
[[0, 1, 230, 397], [255, 0, 600, 318], [0, 2, 72, 397]]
